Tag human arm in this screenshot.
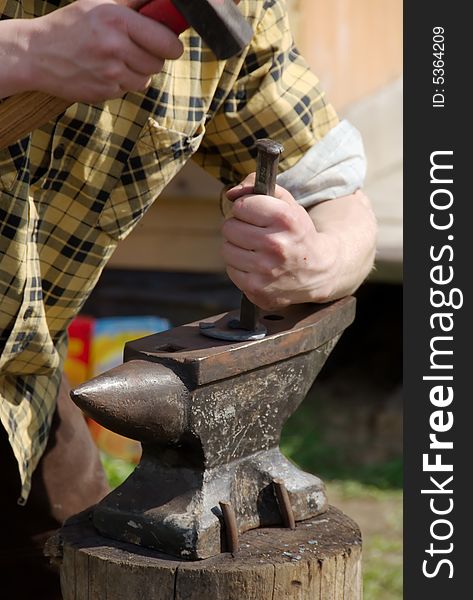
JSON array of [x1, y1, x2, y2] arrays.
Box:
[[0, 0, 182, 103], [193, 0, 376, 308], [221, 118, 377, 309]]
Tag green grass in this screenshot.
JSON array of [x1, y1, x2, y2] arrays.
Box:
[[326, 480, 403, 600], [100, 451, 135, 489], [280, 402, 403, 600], [363, 533, 403, 600], [280, 401, 403, 489]]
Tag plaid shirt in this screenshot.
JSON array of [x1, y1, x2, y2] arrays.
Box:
[[0, 0, 338, 503]]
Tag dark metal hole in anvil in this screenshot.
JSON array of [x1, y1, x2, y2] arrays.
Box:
[[154, 343, 187, 353], [263, 314, 284, 321]]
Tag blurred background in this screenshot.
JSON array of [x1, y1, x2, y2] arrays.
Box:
[[65, 1, 403, 598]]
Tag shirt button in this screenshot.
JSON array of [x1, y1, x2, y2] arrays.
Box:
[[53, 144, 65, 160]]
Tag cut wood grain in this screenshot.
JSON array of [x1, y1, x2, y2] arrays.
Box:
[[56, 506, 362, 599], [0, 92, 70, 149]]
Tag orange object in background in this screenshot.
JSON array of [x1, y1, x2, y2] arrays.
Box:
[[65, 315, 170, 464]]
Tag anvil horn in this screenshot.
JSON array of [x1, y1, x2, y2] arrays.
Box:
[[71, 360, 188, 444]]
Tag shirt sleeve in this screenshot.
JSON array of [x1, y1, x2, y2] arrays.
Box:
[[277, 119, 367, 207], [193, 0, 339, 185]]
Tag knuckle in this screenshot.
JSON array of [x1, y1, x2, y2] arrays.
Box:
[[257, 260, 275, 278], [98, 8, 128, 33], [132, 76, 151, 92], [232, 198, 245, 216], [157, 33, 183, 60], [265, 236, 287, 260], [102, 63, 122, 82], [275, 210, 296, 230], [221, 219, 233, 239], [103, 39, 124, 59]]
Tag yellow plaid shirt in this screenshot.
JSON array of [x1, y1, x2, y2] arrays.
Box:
[[0, 0, 338, 503]]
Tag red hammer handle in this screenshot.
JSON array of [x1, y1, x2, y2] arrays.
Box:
[[138, 0, 189, 35]]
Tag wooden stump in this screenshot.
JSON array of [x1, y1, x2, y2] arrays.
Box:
[[51, 506, 362, 599]]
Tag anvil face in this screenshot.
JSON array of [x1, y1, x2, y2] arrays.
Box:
[[71, 298, 356, 560]]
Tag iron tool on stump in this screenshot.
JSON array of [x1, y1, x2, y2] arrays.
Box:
[[53, 135, 363, 595], [70, 297, 356, 559], [67, 138, 358, 561]]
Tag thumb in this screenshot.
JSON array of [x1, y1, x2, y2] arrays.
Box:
[[225, 173, 256, 202]]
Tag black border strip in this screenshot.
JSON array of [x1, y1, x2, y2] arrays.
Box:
[[404, 2, 470, 597]]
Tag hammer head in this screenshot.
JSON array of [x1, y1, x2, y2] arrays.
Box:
[[141, 0, 253, 60]]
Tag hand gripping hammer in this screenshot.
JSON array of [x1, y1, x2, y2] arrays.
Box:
[[0, 0, 253, 149]]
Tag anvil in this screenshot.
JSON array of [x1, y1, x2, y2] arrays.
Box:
[[71, 297, 356, 560]]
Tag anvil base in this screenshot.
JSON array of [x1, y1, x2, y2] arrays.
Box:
[[93, 447, 327, 560]]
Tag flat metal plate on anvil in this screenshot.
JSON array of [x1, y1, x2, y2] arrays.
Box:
[[71, 297, 356, 560], [124, 297, 356, 386]]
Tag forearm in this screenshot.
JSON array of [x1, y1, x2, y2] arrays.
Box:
[[0, 19, 34, 99], [307, 189, 377, 300]]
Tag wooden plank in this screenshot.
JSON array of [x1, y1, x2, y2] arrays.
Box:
[[105, 559, 177, 599], [108, 229, 225, 272], [87, 553, 108, 600], [108, 163, 226, 272], [307, 559, 322, 600], [0, 91, 70, 150], [273, 560, 317, 599]]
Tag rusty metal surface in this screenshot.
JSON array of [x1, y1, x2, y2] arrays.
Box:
[[253, 138, 284, 196], [71, 298, 356, 560], [125, 297, 356, 386]]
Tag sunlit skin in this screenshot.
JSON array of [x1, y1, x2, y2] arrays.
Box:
[[223, 174, 377, 309], [0, 0, 183, 101]]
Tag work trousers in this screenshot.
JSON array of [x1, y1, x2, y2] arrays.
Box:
[[0, 378, 110, 599]]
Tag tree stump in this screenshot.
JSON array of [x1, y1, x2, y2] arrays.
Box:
[[51, 506, 362, 599]]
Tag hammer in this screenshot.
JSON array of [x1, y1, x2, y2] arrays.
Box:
[[0, 0, 252, 149]]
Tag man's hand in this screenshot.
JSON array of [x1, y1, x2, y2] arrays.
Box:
[[222, 174, 377, 310], [0, 0, 183, 102]]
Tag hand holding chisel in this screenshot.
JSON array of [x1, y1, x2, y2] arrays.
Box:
[[200, 138, 284, 341], [238, 139, 285, 332]]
